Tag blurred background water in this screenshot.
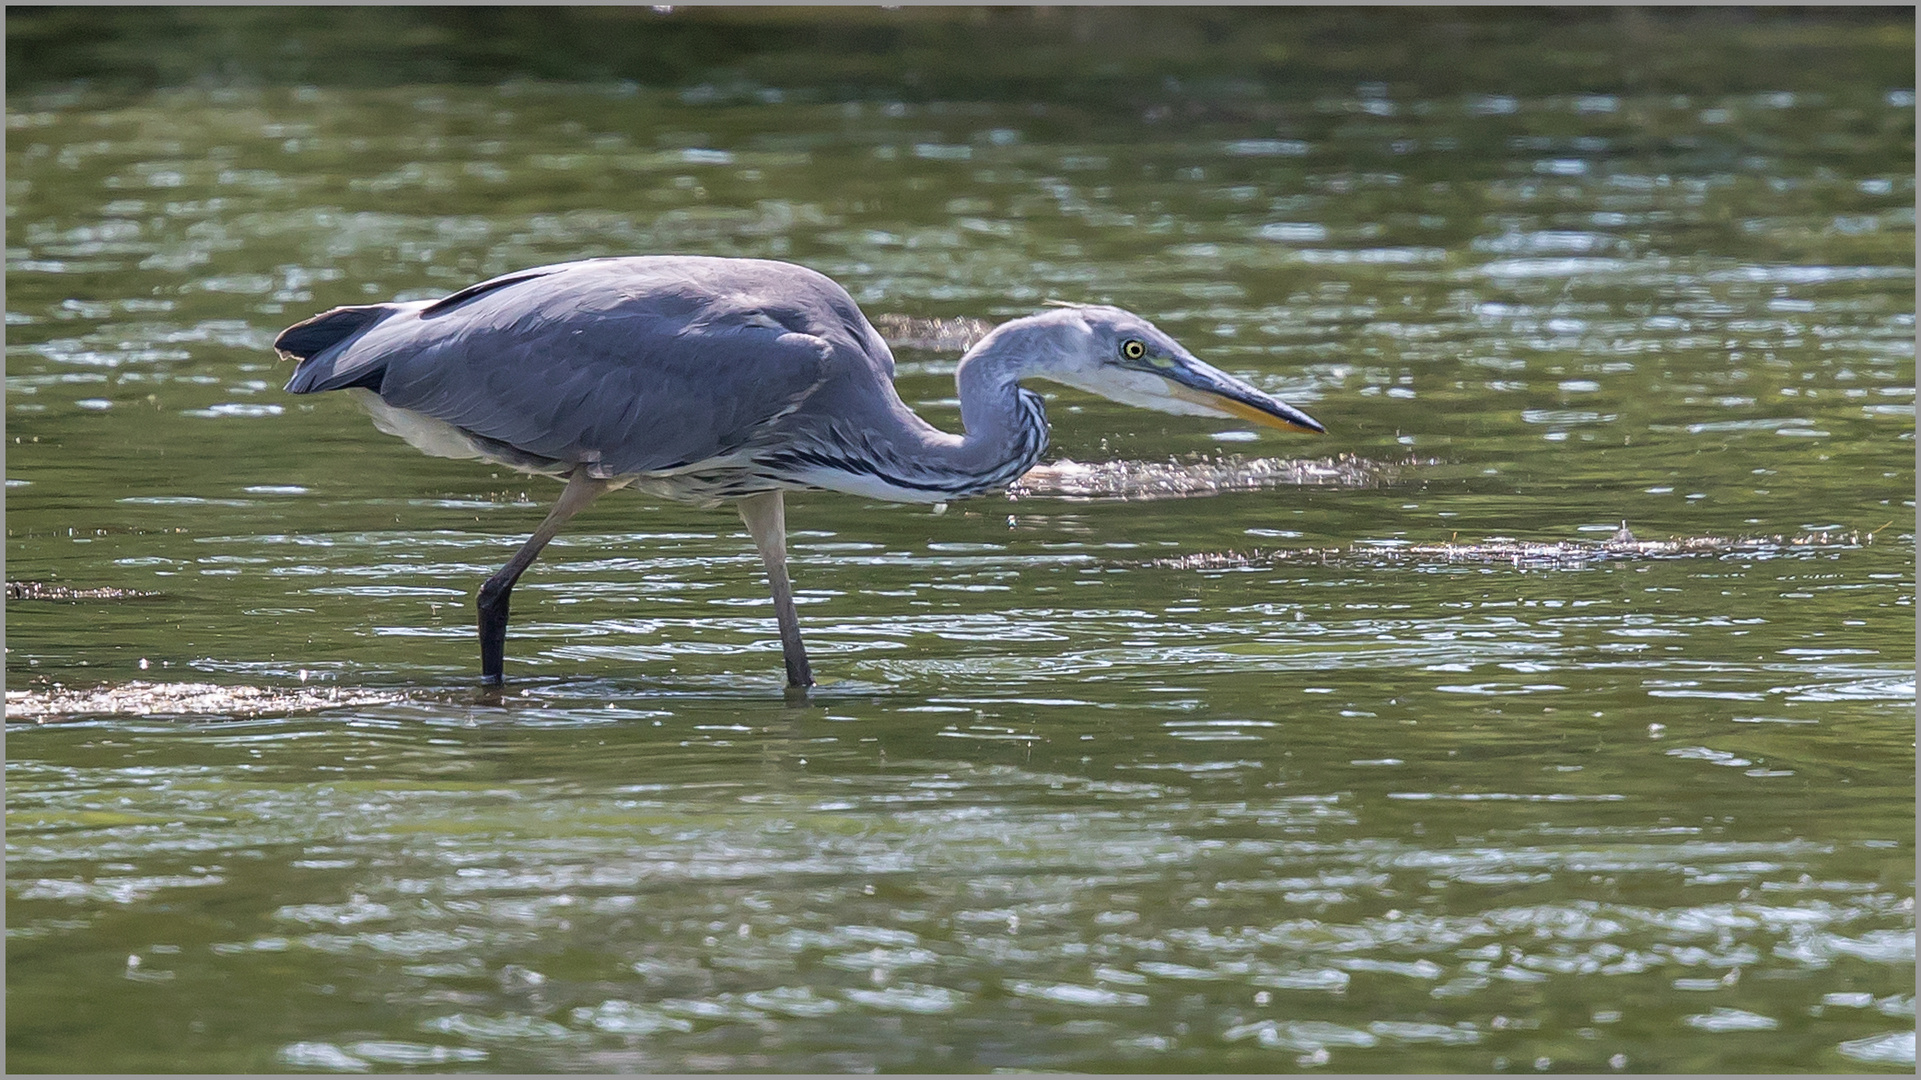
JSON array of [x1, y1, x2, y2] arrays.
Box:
[[5, 7, 1914, 1073]]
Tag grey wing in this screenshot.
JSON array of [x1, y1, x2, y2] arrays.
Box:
[[284, 258, 890, 476]]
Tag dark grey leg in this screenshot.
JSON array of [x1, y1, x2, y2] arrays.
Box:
[[736, 490, 814, 689], [477, 469, 613, 685]]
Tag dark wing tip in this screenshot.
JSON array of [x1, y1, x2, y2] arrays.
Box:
[[274, 305, 387, 361]]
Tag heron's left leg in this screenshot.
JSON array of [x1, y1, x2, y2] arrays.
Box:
[[477, 468, 614, 685], [737, 490, 815, 689]]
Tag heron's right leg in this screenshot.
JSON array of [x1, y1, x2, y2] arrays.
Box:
[[477, 469, 614, 685], [737, 490, 815, 689]]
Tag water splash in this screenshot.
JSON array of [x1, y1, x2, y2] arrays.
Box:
[[5, 680, 405, 722], [1146, 526, 1881, 570], [1009, 454, 1396, 501], [870, 313, 995, 353], [7, 580, 158, 601]]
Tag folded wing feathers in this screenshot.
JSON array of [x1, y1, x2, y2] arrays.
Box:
[[287, 259, 867, 477]]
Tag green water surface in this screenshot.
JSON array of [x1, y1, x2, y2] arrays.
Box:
[[6, 11, 1914, 1073]]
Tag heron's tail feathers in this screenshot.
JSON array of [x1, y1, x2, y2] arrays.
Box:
[[278, 304, 405, 394], [276, 305, 395, 361]]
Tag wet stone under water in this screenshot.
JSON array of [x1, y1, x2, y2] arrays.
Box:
[[5, 14, 1915, 1075]]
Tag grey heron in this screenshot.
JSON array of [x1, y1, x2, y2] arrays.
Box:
[[277, 256, 1324, 688]]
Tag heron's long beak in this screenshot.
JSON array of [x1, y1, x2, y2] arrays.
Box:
[[1161, 357, 1326, 434]]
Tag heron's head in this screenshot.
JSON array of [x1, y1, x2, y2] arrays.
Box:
[[988, 304, 1324, 434]]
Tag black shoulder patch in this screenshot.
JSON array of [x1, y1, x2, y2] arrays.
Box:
[[420, 269, 557, 317], [274, 305, 387, 361]]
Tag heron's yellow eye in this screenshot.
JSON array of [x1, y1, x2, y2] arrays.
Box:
[[1121, 339, 1146, 361]]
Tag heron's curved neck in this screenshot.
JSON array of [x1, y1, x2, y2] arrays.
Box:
[[773, 324, 1054, 502], [911, 331, 1051, 496], [860, 328, 1045, 495]]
